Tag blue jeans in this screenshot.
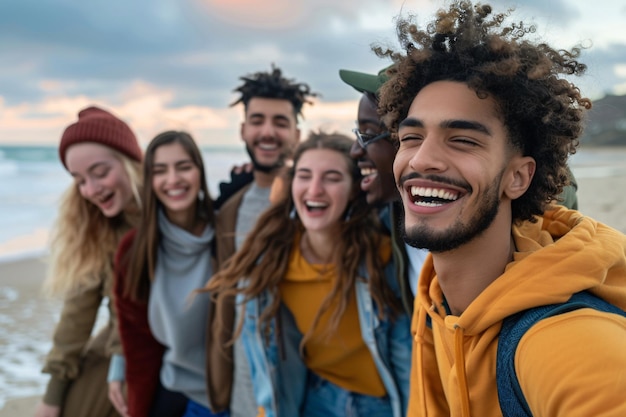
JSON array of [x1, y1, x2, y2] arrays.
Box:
[[149, 383, 187, 417], [149, 382, 229, 417], [302, 371, 393, 417], [183, 399, 229, 417]]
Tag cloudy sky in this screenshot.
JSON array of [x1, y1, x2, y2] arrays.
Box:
[[2, 0, 625, 147]]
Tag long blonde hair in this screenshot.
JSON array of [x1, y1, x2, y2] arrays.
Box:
[[43, 151, 142, 297]]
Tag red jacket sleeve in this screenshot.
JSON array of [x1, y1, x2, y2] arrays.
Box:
[[113, 229, 165, 417]]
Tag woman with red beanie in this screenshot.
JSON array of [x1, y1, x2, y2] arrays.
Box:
[[35, 106, 143, 417]]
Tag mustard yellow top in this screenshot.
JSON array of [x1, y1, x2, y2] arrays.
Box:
[[279, 235, 390, 396]]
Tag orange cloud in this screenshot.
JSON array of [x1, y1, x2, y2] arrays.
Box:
[[202, 0, 306, 30], [0, 81, 360, 147]]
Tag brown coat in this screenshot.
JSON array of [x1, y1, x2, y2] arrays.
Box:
[[213, 184, 250, 266], [41, 268, 122, 416], [205, 185, 250, 410]]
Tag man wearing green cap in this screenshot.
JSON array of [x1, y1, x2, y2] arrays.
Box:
[[339, 66, 579, 315], [340, 66, 428, 314]]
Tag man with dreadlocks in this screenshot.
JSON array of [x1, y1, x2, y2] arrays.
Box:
[[208, 65, 316, 417], [375, 1, 626, 416], [218, 65, 316, 253]]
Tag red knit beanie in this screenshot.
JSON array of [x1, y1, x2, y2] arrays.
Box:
[[59, 106, 142, 168]]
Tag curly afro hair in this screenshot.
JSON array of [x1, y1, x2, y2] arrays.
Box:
[[374, 1, 592, 223], [231, 64, 317, 119]]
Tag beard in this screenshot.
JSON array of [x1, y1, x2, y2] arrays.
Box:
[[403, 171, 503, 253], [245, 143, 288, 173]]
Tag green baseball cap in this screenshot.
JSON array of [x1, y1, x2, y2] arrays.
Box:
[[339, 65, 392, 94]]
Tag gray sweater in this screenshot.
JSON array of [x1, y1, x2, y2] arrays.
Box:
[[235, 183, 271, 250], [149, 210, 214, 407], [232, 183, 272, 417]]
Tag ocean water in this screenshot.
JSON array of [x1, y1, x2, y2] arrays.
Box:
[[568, 147, 626, 178], [0, 144, 247, 262]]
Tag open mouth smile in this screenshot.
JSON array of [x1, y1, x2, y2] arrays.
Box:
[[408, 186, 460, 207], [165, 188, 187, 197], [304, 200, 329, 212], [361, 167, 378, 177], [257, 142, 279, 151]]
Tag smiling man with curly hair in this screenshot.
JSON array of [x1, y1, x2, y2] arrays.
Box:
[[375, 2, 626, 416]]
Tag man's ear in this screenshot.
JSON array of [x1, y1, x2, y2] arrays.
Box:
[[240, 122, 245, 142], [504, 155, 535, 200]]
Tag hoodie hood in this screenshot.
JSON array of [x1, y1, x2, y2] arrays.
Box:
[[418, 206, 626, 334]]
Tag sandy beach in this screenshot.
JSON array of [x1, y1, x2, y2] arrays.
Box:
[[0, 257, 58, 416], [1, 172, 625, 415]]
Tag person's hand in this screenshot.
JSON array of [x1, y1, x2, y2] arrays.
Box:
[[269, 167, 290, 204], [108, 380, 130, 417], [231, 162, 253, 175], [34, 402, 60, 417], [214, 162, 255, 210]]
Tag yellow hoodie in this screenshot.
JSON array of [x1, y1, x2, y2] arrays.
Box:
[[409, 206, 626, 417]]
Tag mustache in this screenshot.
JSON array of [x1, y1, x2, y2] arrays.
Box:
[[245, 143, 290, 173], [398, 172, 472, 193]]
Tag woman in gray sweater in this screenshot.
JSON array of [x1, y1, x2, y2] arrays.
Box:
[[114, 131, 228, 417]]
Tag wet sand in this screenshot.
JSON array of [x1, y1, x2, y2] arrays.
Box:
[[0, 257, 57, 416]]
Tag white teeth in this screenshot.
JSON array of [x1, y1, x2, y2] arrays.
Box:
[[98, 193, 113, 203], [413, 200, 446, 207], [259, 143, 278, 150], [167, 189, 185, 197], [361, 167, 378, 176], [305, 200, 328, 208], [410, 186, 459, 201]]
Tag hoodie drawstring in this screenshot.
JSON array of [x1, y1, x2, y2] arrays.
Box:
[[454, 325, 471, 417], [414, 307, 429, 416]]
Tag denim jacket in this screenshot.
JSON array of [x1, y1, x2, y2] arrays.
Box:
[[237, 260, 411, 417]]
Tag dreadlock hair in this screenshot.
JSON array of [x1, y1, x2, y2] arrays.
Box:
[[230, 64, 318, 119], [373, 1, 592, 223], [205, 131, 401, 350]]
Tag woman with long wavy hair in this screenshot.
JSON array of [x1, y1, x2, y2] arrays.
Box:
[[205, 132, 411, 417], [36, 106, 142, 417]]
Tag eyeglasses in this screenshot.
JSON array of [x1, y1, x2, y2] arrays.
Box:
[[352, 128, 391, 149]]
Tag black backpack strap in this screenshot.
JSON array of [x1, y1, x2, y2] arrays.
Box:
[[496, 291, 626, 417]]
